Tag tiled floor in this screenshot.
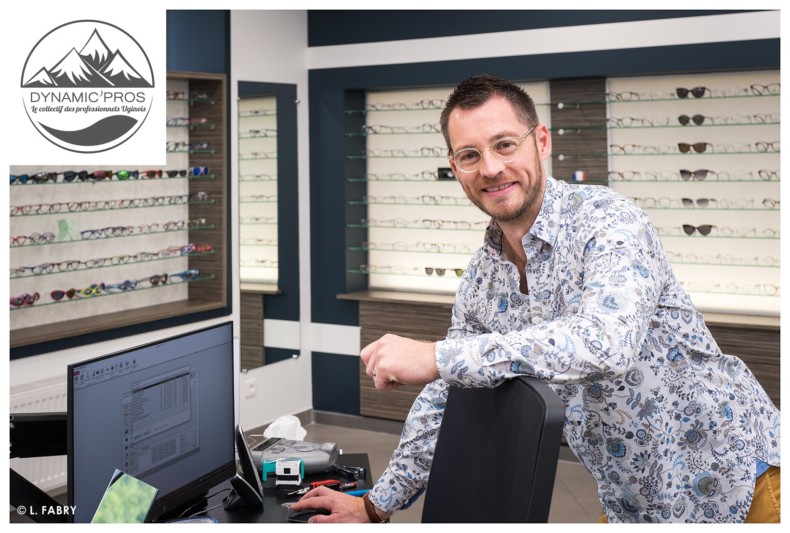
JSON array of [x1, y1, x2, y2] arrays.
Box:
[[302, 421, 602, 523]]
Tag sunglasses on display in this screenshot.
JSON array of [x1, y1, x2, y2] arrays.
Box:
[[682, 224, 714, 236], [10, 292, 40, 307], [676, 86, 710, 99]]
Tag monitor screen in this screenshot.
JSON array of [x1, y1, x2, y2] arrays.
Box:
[[67, 322, 236, 523]]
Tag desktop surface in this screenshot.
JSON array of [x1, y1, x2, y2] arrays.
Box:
[[208, 453, 372, 523], [10, 454, 371, 524]]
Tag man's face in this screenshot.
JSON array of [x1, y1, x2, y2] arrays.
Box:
[[447, 96, 551, 225]]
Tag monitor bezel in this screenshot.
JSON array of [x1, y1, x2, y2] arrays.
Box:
[[66, 321, 237, 523]]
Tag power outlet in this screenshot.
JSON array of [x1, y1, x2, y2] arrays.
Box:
[[244, 377, 257, 399]]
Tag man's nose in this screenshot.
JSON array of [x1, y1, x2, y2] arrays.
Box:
[[478, 148, 504, 177]]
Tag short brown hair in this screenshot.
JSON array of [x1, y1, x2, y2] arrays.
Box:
[[440, 74, 539, 152]]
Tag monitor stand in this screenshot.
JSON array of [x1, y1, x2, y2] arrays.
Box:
[[154, 493, 209, 523]]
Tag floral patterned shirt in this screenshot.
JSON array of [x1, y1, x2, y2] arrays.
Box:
[[369, 176, 780, 523]]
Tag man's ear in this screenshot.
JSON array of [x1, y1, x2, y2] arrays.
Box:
[[448, 158, 459, 178], [535, 124, 552, 161]]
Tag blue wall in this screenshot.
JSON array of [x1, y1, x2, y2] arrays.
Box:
[[167, 10, 230, 73], [307, 10, 754, 46]]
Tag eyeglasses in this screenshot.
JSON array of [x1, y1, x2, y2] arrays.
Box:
[[610, 144, 675, 155], [10, 203, 70, 216], [80, 226, 135, 239], [750, 83, 780, 96], [607, 170, 677, 181], [678, 114, 713, 126], [166, 90, 186, 100], [682, 224, 715, 236], [678, 142, 713, 154], [241, 194, 275, 202], [246, 128, 277, 137], [632, 197, 680, 209], [87, 170, 113, 180], [758, 169, 780, 181], [676, 86, 710, 99], [366, 171, 439, 181], [424, 267, 465, 277], [166, 116, 209, 126], [106, 280, 139, 292], [10, 174, 29, 184], [10, 232, 56, 247], [366, 99, 446, 111], [241, 259, 279, 268], [240, 216, 276, 224], [243, 151, 276, 159], [170, 269, 200, 281], [755, 141, 780, 153], [606, 116, 669, 127], [116, 170, 139, 180], [144, 274, 169, 286], [10, 292, 39, 307], [358, 264, 403, 274], [191, 166, 209, 176], [606, 91, 643, 101], [50, 288, 76, 302], [62, 170, 88, 182], [667, 252, 779, 267], [247, 108, 276, 116], [681, 197, 716, 208], [415, 242, 472, 254], [362, 123, 441, 134], [79, 283, 105, 297], [27, 171, 58, 183], [240, 173, 274, 181], [762, 198, 780, 209], [140, 169, 163, 178], [680, 169, 717, 181], [166, 141, 189, 151], [450, 127, 536, 173]]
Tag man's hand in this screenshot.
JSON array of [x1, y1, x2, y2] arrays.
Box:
[[361, 333, 440, 390], [288, 486, 369, 523]]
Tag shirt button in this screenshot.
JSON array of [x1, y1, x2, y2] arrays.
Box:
[[651, 319, 661, 328], [532, 317, 543, 324]]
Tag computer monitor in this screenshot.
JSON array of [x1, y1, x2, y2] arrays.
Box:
[[67, 321, 236, 523]]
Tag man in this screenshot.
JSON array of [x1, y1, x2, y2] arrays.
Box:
[[291, 74, 781, 522]]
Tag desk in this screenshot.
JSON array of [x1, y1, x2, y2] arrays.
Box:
[[208, 453, 372, 523]]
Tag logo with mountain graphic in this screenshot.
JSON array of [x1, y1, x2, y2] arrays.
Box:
[[20, 20, 155, 153]]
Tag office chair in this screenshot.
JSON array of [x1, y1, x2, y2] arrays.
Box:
[[421, 376, 565, 523]]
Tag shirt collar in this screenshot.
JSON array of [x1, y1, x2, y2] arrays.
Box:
[[483, 175, 563, 255]]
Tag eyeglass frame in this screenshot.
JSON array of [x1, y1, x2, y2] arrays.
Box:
[[449, 127, 536, 173]]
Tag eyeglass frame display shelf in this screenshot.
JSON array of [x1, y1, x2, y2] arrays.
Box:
[[238, 92, 279, 289], [603, 70, 779, 317], [9, 71, 229, 358]]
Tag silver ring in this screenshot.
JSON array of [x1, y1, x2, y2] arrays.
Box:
[[371, 370, 377, 377]]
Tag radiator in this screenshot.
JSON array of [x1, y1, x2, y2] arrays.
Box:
[[9, 375, 68, 493]]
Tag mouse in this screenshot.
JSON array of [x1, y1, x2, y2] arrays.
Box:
[[288, 508, 332, 523]]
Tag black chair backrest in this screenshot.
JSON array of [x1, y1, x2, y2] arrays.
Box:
[[421, 377, 565, 523]]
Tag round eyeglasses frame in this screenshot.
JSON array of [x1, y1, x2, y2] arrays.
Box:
[[449, 127, 536, 173]]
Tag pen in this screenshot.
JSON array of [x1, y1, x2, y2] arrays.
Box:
[[346, 489, 369, 497]]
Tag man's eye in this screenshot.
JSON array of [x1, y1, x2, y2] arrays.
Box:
[[458, 151, 479, 162]]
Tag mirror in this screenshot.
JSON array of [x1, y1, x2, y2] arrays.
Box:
[[237, 81, 300, 369]]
